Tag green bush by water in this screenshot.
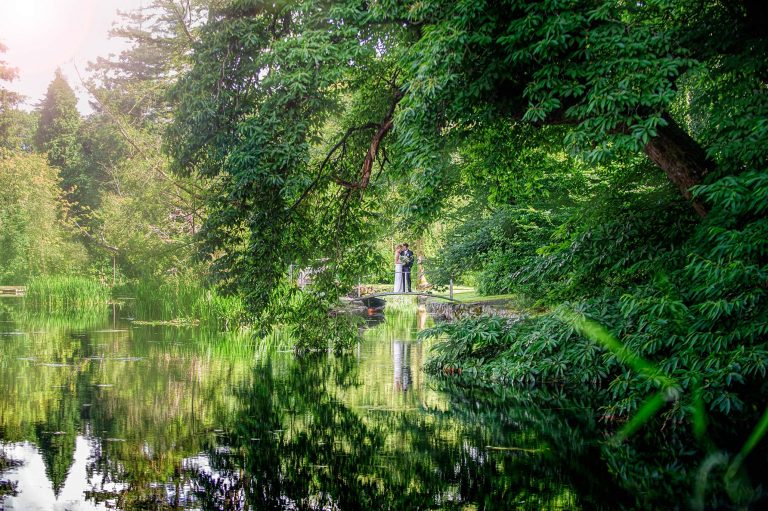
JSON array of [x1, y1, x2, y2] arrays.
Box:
[[128, 279, 247, 328], [25, 276, 110, 312]]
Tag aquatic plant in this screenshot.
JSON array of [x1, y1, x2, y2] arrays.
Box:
[[25, 275, 110, 312], [380, 295, 419, 312], [127, 279, 247, 328]]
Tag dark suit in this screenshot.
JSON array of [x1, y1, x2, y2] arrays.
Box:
[[400, 249, 414, 292]]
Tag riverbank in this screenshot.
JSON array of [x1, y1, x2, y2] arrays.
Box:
[[417, 299, 768, 509]]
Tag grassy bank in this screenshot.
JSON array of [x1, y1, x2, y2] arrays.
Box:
[[22, 275, 248, 328]]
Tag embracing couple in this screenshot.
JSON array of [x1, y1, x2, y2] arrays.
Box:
[[393, 243, 414, 293]]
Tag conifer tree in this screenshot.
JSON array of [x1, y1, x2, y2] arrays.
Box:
[[35, 69, 87, 205]]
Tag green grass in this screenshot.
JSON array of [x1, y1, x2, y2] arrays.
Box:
[[379, 295, 420, 311], [25, 276, 110, 312]]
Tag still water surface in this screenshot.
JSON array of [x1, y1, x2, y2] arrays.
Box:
[[0, 304, 617, 510]]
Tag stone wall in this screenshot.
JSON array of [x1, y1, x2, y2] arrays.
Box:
[[425, 301, 520, 321]]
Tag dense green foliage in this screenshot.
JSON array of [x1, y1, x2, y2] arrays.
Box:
[[164, 0, 765, 309], [0, 3, 212, 321], [395, 1, 768, 507], [0, 151, 89, 283], [166, 0, 406, 316]]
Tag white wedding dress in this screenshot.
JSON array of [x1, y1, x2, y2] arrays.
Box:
[[394, 262, 404, 292]]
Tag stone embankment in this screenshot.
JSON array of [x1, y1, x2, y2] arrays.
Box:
[[425, 299, 520, 321]]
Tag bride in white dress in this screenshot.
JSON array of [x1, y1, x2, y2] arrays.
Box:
[[393, 244, 404, 292]]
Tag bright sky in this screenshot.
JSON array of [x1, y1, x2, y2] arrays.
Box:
[[0, 0, 146, 112]]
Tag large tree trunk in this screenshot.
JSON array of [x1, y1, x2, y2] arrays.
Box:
[[643, 115, 712, 218]]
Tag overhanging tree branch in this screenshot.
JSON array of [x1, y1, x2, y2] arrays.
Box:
[[336, 90, 404, 193], [287, 123, 378, 213]]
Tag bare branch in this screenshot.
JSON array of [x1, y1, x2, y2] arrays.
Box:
[[166, 0, 196, 45]]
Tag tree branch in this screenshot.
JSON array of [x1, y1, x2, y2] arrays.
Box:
[[336, 90, 404, 192], [643, 114, 712, 217], [166, 0, 196, 46], [287, 123, 377, 212]]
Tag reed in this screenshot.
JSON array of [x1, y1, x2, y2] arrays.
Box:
[[128, 279, 247, 328], [25, 276, 110, 312]]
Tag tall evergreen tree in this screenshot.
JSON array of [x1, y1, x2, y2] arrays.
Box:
[[35, 70, 88, 205], [87, 0, 207, 123]]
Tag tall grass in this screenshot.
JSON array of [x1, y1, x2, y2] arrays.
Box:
[[128, 279, 247, 328], [25, 276, 110, 312]]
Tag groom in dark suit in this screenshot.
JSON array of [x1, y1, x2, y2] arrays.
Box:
[[400, 243, 414, 292]]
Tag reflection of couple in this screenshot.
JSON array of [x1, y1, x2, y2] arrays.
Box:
[[393, 341, 411, 392], [393, 243, 414, 292]]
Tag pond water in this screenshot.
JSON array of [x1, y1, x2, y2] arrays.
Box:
[[0, 303, 621, 510]]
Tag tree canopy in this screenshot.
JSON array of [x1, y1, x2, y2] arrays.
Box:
[[166, 0, 409, 311], [166, 0, 767, 311]]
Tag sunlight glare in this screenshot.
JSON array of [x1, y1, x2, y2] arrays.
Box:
[[2, 0, 58, 45], [0, 0, 97, 73]]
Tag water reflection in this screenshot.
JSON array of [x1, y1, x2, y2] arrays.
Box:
[[392, 341, 411, 392], [0, 304, 621, 509]]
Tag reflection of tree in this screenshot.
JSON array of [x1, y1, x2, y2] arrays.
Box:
[[80, 326, 257, 506], [192, 356, 399, 509], [0, 306, 640, 508], [429, 380, 632, 510], [34, 391, 80, 496], [0, 309, 93, 496], [188, 352, 625, 509], [0, 451, 20, 497], [0, 310, 257, 507], [363, 308, 428, 344]]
